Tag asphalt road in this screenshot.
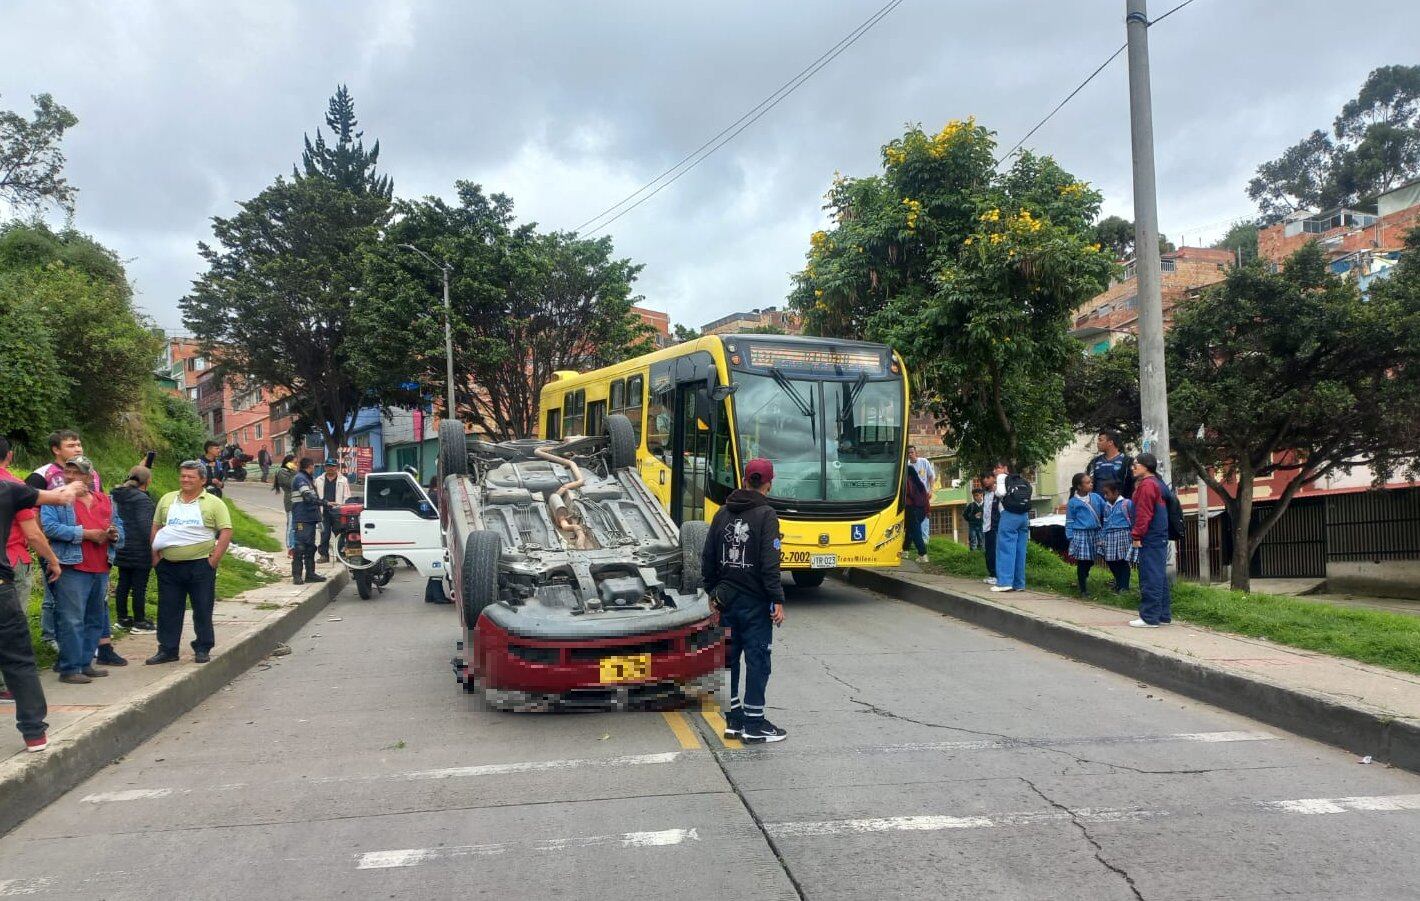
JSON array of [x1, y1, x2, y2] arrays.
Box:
[[3, 572, 1420, 899]]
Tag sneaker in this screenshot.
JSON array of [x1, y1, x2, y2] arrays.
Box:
[[193, 651, 211, 664], [917, 555, 928, 563], [723, 709, 744, 739], [741, 719, 788, 744], [96, 646, 128, 666], [0, 689, 13, 702], [118, 618, 134, 630], [989, 585, 1018, 593], [305, 573, 327, 583], [81, 666, 110, 678], [132, 620, 157, 633], [983, 577, 997, 585], [24, 734, 48, 752], [1128, 619, 1161, 629], [59, 672, 93, 684], [145, 650, 181, 665]]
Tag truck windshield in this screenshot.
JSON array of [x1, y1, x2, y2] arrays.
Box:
[[731, 371, 903, 504]]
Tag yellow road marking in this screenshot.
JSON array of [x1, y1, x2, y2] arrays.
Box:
[[661, 710, 702, 750], [699, 696, 742, 749]]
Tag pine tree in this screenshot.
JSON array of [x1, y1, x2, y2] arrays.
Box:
[[295, 85, 392, 199]]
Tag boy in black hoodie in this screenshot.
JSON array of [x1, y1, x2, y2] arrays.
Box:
[[701, 458, 787, 744]]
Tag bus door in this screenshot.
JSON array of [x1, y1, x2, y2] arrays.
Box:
[[671, 384, 712, 525]]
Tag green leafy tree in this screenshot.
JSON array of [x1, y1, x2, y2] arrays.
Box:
[[671, 323, 701, 343], [1249, 65, 1420, 222], [1091, 214, 1173, 259], [1212, 220, 1259, 265], [790, 119, 1114, 471], [0, 222, 128, 293], [0, 279, 67, 443], [184, 88, 394, 449], [1069, 241, 1420, 590], [0, 93, 78, 214], [355, 182, 653, 440]]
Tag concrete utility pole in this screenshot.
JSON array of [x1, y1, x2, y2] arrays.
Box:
[[1125, 0, 1171, 490], [399, 244, 457, 419]]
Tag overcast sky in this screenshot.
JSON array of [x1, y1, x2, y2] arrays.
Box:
[[4, 1, 1419, 334]]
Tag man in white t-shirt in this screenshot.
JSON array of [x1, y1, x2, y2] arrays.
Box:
[[907, 446, 936, 544], [145, 461, 232, 666]]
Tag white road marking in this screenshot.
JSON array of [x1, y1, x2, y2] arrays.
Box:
[[80, 788, 173, 804], [766, 807, 1161, 838], [356, 828, 700, 869], [1262, 794, 1420, 815], [79, 751, 689, 803]]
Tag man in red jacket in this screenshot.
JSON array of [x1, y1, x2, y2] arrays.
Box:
[[1128, 452, 1171, 628]]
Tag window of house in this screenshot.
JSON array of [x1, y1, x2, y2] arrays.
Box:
[[255, 424, 263, 439]]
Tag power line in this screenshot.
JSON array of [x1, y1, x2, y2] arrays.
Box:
[[995, 43, 1125, 167], [576, 0, 906, 236], [995, 0, 1203, 168]]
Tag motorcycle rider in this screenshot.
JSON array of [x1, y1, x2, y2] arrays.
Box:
[[701, 458, 787, 744]]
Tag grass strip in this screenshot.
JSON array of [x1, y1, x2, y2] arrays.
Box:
[[926, 538, 1420, 677]]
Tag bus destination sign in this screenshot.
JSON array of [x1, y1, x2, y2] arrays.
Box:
[[745, 343, 887, 375]]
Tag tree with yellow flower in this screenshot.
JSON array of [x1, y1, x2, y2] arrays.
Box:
[[789, 120, 1115, 471]]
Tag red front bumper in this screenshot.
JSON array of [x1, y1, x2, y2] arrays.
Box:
[[471, 613, 725, 707]]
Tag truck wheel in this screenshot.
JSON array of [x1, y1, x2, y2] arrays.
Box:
[[792, 570, 826, 589], [439, 418, 468, 480], [680, 520, 709, 593], [354, 570, 374, 600], [460, 530, 501, 628], [605, 414, 637, 470]]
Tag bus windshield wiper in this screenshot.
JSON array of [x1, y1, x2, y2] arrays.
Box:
[[840, 371, 869, 421], [769, 368, 815, 419]]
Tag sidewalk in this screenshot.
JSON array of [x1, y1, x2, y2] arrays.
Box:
[[845, 566, 1420, 772]]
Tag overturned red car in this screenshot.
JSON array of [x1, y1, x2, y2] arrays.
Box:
[[438, 416, 723, 711]]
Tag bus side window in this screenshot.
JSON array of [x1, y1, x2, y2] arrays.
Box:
[[564, 389, 585, 436], [625, 374, 644, 446], [545, 408, 561, 440], [647, 385, 672, 463], [609, 380, 625, 412], [709, 397, 736, 496]]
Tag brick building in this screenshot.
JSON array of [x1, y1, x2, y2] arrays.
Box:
[[700, 306, 803, 336], [1258, 177, 1420, 268], [158, 337, 208, 401], [631, 305, 672, 348], [1069, 246, 1235, 355]]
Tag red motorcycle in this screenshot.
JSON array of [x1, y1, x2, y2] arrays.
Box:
[[334, 500, 394, 599]]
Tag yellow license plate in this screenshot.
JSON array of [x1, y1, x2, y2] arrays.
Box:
[[599, 654, 650, 683]]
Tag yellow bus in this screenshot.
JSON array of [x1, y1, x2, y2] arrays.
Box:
[[537, 334, 909, 586]]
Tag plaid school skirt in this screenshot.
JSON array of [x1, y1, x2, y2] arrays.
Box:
[[1097, 529, 1138, 563], [1068, 529, 1100, 561]]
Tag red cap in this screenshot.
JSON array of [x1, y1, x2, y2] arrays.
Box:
[[744, 458, 774, 486]]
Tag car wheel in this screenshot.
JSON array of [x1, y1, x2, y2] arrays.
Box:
[[792, 570, 826, 588], [439, 418, 468, 481], [605, 413, 637, 471], [460, 530, 501, 628], [680, 520, 709, 593]]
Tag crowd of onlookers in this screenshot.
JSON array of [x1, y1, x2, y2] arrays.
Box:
[[910, 429, 1177, 629], [0, 429, 233, 753]]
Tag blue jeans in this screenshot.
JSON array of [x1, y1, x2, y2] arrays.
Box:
[[54, 569, 109, 675], [720, 587, 773, 724], [1137, 537, 1171, 624], [920, 517, 930, 543], [995, 510, 1030, 590], [286, 512, 295, 549], [39, 579, 55, 641]]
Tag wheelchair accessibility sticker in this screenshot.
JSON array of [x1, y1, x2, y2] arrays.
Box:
[[851, 524, 867, 542]]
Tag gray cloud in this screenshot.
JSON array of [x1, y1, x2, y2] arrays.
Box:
[[4, 0, 1418, 333]]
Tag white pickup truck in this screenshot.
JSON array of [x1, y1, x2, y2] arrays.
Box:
[[336, 470, 447, 599]]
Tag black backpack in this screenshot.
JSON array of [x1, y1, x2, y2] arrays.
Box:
[[1001, 474, 1033, 515], [1161, 481, 1185, 540]]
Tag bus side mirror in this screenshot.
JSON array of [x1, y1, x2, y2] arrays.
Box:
[[710, 385, 737, 402]]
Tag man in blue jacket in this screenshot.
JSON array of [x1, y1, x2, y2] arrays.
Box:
[[290, 458, 326, 585]]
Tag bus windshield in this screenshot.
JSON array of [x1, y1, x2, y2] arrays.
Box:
[[731, 370, 903, 504]]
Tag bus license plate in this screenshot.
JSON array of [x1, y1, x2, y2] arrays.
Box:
[[599, 654, 650, 683], [810, 554, 837, 569]]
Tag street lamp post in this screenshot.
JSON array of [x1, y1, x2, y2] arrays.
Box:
[[399, 244, 456, 419]]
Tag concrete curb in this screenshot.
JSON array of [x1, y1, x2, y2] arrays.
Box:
[[844, 568, 1420, 775], [0, 569, 348, 837]]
